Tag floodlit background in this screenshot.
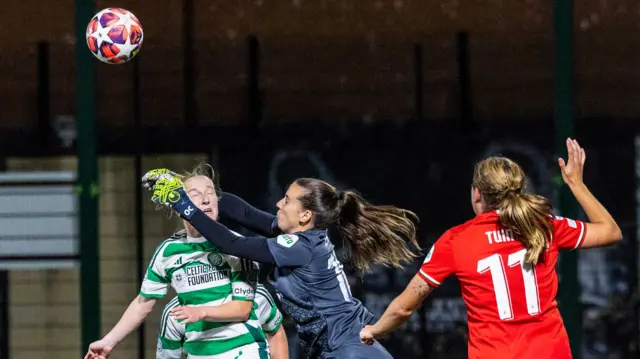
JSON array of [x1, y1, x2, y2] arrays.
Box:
[[0, 1, 638, 358]]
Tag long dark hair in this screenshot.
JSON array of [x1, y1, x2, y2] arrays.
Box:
[[294, 178, 421, 272]]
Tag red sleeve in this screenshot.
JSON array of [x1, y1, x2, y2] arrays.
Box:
[[418, 231, 455, 287], [552, 215, 587, 250]]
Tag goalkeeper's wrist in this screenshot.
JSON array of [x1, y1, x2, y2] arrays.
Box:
[[174, 197, 199, 220]]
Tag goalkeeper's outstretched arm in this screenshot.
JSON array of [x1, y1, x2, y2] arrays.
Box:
[[218, 191, 279, 236], [191, 209, 279, 264]]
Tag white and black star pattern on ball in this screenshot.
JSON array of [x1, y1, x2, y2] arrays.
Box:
[[86, 8, 143, 64]]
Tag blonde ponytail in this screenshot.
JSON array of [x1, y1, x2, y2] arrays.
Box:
[[473, 156, 554, 264], [498, 192, 553, 264]]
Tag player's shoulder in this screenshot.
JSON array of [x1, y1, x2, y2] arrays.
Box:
[[161, 230, 188, 248], [552, 215, 580, 228], [440, 223, 470, 242], [153, 230, 187, 259], [448, 212, 498, 239], [169, 229, 188, 240], [294, 229, 326, 244], [272, 229, 324, 248]]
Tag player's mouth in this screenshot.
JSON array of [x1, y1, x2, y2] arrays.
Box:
[[203, 208, 213, 213]]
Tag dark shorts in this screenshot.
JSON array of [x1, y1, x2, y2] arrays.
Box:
[[321, 339, 393, 359]]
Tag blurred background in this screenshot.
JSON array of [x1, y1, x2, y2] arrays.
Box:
[[0, 0, 638, 358]]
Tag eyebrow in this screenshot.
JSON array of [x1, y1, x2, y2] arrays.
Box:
[[188, 186, 215, 193]]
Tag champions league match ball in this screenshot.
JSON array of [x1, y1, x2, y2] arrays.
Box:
[[86, 8, 143, 64]]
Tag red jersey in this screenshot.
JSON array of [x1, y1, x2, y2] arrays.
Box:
[[418, 211, 586, 359]]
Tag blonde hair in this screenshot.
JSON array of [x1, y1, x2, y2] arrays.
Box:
[[182, 162, 220, 198], [161, 163, 218, 219], [472, 156, 553, 264], [183, 162, 214, 181]]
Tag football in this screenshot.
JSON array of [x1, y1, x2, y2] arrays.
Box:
[[86, 8, 143, 64]]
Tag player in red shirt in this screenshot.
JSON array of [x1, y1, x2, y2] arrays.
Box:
[[360, 138, 622, 359]]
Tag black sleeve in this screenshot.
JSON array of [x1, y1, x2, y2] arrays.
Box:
[[218, 192, 279, 236], [191, 210, 277, 264]]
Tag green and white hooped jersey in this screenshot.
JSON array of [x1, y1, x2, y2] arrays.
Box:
[[141, 230, 267, 357], [157, 284, 284, 359]]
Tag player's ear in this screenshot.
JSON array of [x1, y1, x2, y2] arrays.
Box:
[[471, 187, 485, 215], [299, 209, 312, 225], [472, 187, 482, 204]]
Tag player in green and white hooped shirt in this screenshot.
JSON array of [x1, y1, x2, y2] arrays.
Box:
[[85, 169, 269, 359], [157, 284, 288, 359]]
